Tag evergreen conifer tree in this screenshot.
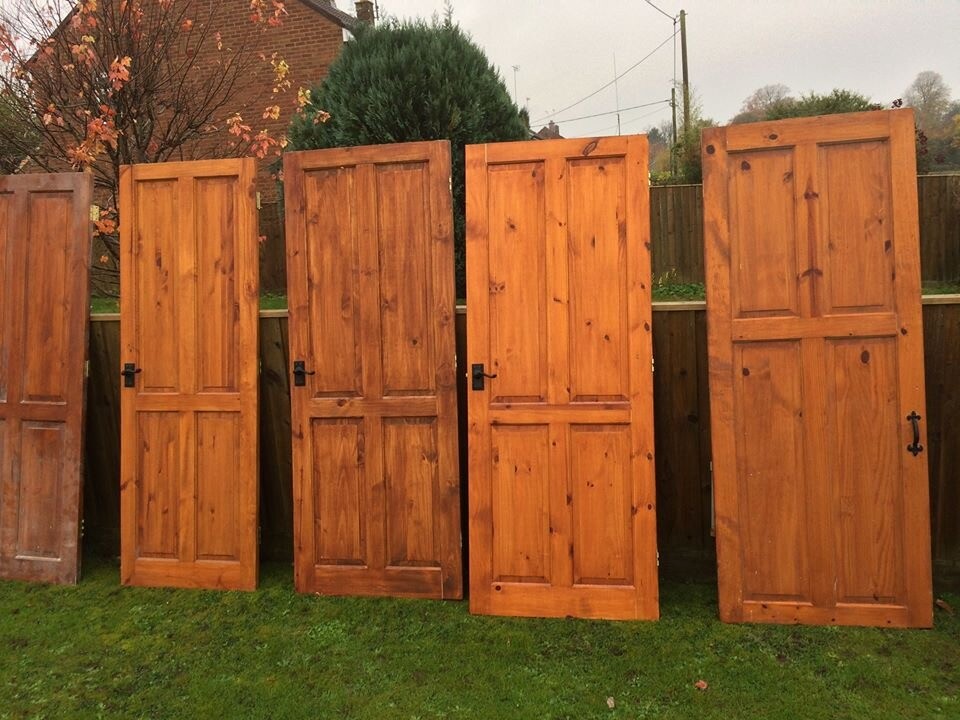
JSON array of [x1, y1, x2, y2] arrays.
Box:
[[288, 16, 530, 296]]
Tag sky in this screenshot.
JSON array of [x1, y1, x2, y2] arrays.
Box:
[[364, 0, 960, 138]]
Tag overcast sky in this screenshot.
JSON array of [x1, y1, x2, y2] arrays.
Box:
[[368, 0, 960, 137]]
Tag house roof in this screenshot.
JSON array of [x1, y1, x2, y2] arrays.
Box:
[[298, 0, 358, 31]]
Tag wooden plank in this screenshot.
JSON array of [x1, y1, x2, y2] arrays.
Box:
[[0, 172, 92, 585], [120, 159, 259, 591]]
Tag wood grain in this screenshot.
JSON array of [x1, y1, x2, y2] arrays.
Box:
[[119, 159, 259, 591], [285, 141, 461, 599], [703, 109, 933, 627], [466, 136, 658, 620], [0, 172, 91, 585]]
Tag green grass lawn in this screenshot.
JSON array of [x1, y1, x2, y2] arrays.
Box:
[[1, 558, 957, 720]]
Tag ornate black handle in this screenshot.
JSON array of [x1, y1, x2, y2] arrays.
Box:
[[292, 360, 315, 387], [906, 411, 923, 456], [121, 363, 142, 388]]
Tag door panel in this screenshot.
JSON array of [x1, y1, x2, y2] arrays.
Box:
[[285, 141, 461, 599], [704, 109, 932, 627], [0, 172, 91, 584], [467, 136, 658, 620], [120, 159, 258, 590]]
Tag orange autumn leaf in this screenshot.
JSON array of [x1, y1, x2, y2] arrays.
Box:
[[694, 680, 708, 691], [108, 55, 131, 90]]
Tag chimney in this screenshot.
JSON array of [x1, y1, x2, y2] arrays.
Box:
[[355, 1, 375, 24]]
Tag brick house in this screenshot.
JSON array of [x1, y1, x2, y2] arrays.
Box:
[[207, 0, 365, 198]]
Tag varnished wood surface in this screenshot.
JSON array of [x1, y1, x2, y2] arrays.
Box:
[[284, 141, 462, 599], [466, 136, 658, 620], [119, 159, 259, 591], [0, 172, 92, 585], [703, 109, 933, 627]]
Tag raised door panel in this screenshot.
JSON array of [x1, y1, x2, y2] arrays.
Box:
[[704, 110, 932, 627], [487, 162, 547, 403], [818, 142, 894, 314], [827, 339, 904, 605], [286, 142, 460, 600], [0, 173, 91, 585], [467, 136, 657, 620], [566, 158, 629, 402], [120, 159, 258, 591]]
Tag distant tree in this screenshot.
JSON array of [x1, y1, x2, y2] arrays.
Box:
[[288, 16, 529, 297], [905, 71, 952, 139], [662, 85, 714, 184], [765, 89, 881, 120], [731, 83, 791, 124]]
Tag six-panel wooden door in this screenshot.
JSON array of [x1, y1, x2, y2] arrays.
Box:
[[119, 159, 259, 590], [466, 136, 658, 619], [0, 173, 92, 585], [284, 142, 461, 599], [703, 110, 933, 627]]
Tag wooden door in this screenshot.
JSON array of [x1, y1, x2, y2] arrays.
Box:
[[703, 110, 933, 627], [119, 159, 259, 590], [466, 136, 658, 620], [0, 173, 92, 585], [284, 141, 461, 599]]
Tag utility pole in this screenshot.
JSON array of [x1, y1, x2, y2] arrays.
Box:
[[680, 9, 690, 136], [512, 65, 520, 105], [671, 86, 678, 175]]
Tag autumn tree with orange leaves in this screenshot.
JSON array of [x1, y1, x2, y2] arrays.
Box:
[[0, 0, 313, 293]]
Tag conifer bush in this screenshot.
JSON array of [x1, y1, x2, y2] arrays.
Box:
[[288, 17, 529, 297]]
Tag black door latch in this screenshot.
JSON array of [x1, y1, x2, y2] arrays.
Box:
[[471, 363, 497, 391], [292, 360, 315, 387], [121, 363, 142, 388]]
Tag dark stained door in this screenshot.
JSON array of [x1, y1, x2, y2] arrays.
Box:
[[0, 172, 92, 584]]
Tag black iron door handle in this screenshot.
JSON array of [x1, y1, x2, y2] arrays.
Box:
[[121, 363, 142, 388], [471, 363, 497, 391], [292, 360, 315, 387], [907, 411, 924, 456]]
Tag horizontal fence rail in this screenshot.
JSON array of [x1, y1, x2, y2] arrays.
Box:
[[83, 298, 960, 587]]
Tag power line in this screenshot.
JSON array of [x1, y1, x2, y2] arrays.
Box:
[[531, 30, 678, 125], [548, 98, 671, 125], [644, 0, 676, 22]]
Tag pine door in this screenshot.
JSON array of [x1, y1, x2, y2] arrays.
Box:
[[703, 110, 933, 627], [466, 136, 658, 619], [285, 142, 461, 599], [120, 159, 259, 590], [0, 173, 92, 584]]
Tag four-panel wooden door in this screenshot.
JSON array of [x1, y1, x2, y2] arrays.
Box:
[[466, 136, 659, 619], [703, 110, 933, 627], [0, 173, 92, 584], [119, 159, 259, 590], [284, 142, 461, 599]]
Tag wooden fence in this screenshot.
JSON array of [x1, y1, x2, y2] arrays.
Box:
[[257, 175, 959, 292], [82, 299, 960, 587]]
